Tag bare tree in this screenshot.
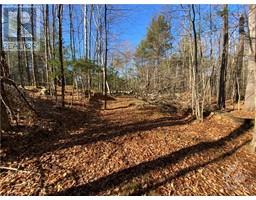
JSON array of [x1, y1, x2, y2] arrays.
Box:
[[17, 5, 24, 87], [0, 5, 9, 78], [31, 5, 39, 87], [245, 5, 256, 152], [234, 14, 245, 107], [21, 4, 31, 86], [58, 4, 65, 107], [69, 5, 76, 106], [245, 6, 256, 113], [83, 4, 92, 100], [87, 5, 93, 100], [52, 4, 58, 100], [0, 4, 10, 130], [190, 4, 204, 120], [43, 5, 50, 90], [218, 4, 229, 110], [104, 4, 108, 109], [69, 5, 75, 60]]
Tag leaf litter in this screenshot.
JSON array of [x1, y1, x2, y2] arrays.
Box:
[[0, 95, 256, 195]]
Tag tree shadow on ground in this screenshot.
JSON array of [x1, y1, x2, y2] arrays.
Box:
[[0, 97, 104, 162], [50, 121, 253, 195], [1, 97, 193, 162]]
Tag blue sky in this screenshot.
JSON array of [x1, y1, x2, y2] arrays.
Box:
[[47, 4, 247, 58], [110, 5, 164, 47], [1, 4, 248, 63], [60, 4, 165, 56]]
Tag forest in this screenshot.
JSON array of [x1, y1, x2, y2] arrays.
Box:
[[0, 4, 256, 196]]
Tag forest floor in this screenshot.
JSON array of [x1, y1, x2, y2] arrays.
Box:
[[1, 91, 256, 195]]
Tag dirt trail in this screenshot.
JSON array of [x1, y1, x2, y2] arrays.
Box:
[[1, 96, 256, 195]]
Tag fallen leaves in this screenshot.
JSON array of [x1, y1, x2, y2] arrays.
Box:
[[1, 96, 256, 195]]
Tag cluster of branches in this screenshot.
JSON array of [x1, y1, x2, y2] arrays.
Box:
[[0, 4, 130, 130], [132, 5, 255, 122], [1, 4, 128, 109]]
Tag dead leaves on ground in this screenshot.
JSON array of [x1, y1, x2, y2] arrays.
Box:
[[0, 96, 256, 195]]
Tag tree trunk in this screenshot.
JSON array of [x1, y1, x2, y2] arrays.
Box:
[[0, 5, 10, 130], [84, 5, 91, 100], [0, 5, 9, 77], [17, 5, 24, 87], [24, 47, 31, 85], [245, 5, 256, 112], [31, 5, 39, 87], [104, 4, 108, 109], [218, 5, 228, 110], [22, 10, 31, 87], [69, 5, 76, 104], [191, 5, 203, 121], [58, 5, 65, 107], [88, 5, 93, 100], [44, 5, 50, 89], [69, 5, 75, 61], [0, 97, 10, 130], [246, 5, 256, 152], [52, 5, 58, 101], [235, 14, 245, 104]]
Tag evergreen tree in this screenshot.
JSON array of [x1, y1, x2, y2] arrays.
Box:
[[146, 15, 172, 61], [136, 15, 171, 63]]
